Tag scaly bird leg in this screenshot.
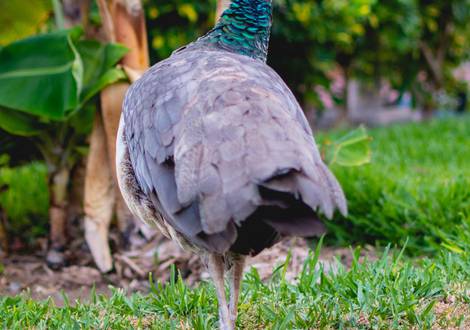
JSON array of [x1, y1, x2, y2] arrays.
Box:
[[207, 253, 232, 330], [228, 254, 246, 328]]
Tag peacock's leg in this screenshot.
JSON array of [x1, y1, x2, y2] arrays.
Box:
[[228, 254, 246, 328], [207, 253, 232, 330]]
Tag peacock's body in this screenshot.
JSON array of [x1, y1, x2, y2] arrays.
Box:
[[117, 1, 346, 329]]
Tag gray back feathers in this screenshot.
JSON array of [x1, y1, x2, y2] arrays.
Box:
[[123, 47, 347, 254]]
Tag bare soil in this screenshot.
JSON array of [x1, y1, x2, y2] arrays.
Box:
[[0, 233, 376, 306]]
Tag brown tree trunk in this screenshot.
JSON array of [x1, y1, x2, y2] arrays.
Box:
[[104, 0, 149, 236], [418, 21, 452, 115], [101, 83, 133, 236], [84, 0, 149, 272], [84, 113, 115, 272]]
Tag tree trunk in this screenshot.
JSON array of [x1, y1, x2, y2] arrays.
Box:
[[110, 0, 149, 68], [67, 159, 86, 226], [418, 21, 452, 115], [104, 0, 149, 236], [84, 0, 149, 272], [101, 83, 133, 238], [46, 165, 70, 268], [84, 113, 115, 272]]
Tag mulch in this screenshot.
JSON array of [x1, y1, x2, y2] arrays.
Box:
[[0, 231, 376, 306]]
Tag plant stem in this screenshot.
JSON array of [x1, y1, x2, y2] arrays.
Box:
[[52, 0, 66, 30], [48, 166, 70, 250], [0, 208, 8, 255]]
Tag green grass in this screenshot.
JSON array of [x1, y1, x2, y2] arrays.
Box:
[[1, 244, 468, 329], [325, 116, 470, 254]]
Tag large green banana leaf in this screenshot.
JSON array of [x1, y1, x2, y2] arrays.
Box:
[[0, 107, 43, 137], [0, 29, 128, 137], [0, 29, 83, 120], [76, 40, 128, 106]]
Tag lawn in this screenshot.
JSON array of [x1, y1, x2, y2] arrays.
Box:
[[1, 116, 469, 329], [0, 243, 468, 329], [324, 115, 470, 254]]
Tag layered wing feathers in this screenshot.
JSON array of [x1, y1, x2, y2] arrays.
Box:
[[123, 48, 346, 252]]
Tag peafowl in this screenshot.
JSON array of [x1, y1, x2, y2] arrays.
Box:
[[117, 0, 347, 329]]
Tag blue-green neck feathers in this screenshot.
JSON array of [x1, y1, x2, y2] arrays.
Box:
[[200, 0, 273, 62]]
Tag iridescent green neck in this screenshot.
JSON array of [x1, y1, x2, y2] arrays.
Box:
[[199, 0, 273, 62]]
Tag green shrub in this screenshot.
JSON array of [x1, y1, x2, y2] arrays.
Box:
[[0, 162, 49, 242], [326, 116, 470, 254]]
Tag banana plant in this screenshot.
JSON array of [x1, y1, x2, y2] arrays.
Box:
[[0, 27, 127, 267]]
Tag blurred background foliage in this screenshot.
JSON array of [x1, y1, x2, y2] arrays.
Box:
[[0, 0, 52, 45], [1, 0, 469, 111], [143, 0, 470, 110]]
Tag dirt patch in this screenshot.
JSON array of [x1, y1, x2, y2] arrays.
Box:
[[0, 235, 376, 306], [431, 299, 470, 330]]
